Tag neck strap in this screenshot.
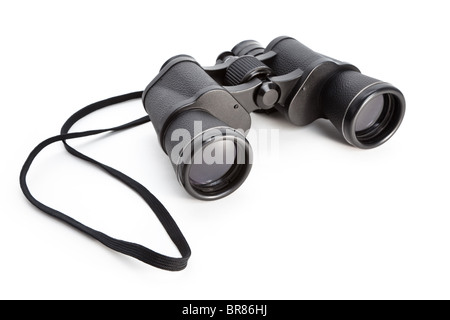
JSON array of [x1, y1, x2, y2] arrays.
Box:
[[20, 91, 191, 271]]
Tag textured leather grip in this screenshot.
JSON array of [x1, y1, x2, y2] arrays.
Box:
[[143, 57, 222, 140]]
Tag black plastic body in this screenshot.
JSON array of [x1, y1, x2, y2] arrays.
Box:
[[143, 56, 223, 147], [227, 36, 405, 148], [143, 55, 251, 154], [264, 37, 383, 129], [142, 36, 406, 199], [143, 55, 253, 200]]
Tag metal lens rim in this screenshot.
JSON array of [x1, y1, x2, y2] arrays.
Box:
[[343, 84, 406, 149]]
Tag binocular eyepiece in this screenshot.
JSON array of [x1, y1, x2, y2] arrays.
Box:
[[143, 36, 406, 200]]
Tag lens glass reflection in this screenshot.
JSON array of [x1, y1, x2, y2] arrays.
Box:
[[189, 140, 236, 186], [355, 95, 385, 132]]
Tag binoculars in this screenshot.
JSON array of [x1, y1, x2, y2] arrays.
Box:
[[143, 36, 406, 200]]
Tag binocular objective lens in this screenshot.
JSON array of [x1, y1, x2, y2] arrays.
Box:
[[352, 91, 405, 148], [175, 127, 253, 201], [189, 140, 236, 186], [355, 94, 385, 132]]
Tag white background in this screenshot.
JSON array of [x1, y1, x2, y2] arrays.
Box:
[[1, 0, 449, 300]]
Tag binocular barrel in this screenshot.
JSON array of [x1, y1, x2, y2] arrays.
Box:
[[268, 37, 406, 148], [232, 36, 406, 148], [143, 36, 406, 200], [143, 56, 252, 200]]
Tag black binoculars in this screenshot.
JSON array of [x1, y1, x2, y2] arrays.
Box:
[[143, 36, 406, 200]]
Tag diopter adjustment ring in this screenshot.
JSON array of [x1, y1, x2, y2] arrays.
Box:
[[224, 56, 272, 86]]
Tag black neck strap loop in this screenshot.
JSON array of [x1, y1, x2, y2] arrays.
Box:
[[19, 91, 191, 271]]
